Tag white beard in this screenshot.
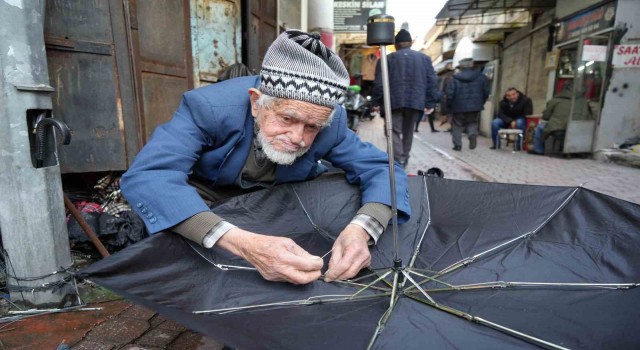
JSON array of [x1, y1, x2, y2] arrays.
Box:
[[256, 129, 310, 165]]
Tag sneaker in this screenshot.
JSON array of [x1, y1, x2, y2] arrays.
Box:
[[431, 129, 440, 133], [489, 145, 497, 150], [469, 138, 477, 150], [452, 146, 462, 151]]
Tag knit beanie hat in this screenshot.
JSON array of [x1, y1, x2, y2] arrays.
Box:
[[259, 30, 349, 108], [395, 29, 412, 44]]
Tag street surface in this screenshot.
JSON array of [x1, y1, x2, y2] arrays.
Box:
[[359, 116, 640, 205]]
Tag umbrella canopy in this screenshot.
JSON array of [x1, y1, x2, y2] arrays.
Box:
[[81, 174, 640, 349]]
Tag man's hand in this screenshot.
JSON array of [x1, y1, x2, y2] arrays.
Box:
[[217, 228, 323, 284], [325, 224, 371, 282], [424, 107, 434, 115]]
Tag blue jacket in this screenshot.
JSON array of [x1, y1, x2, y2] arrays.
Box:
[[446, 68, 490, 114], [373, 47, 440, 111], [121, 76, 411, 234]]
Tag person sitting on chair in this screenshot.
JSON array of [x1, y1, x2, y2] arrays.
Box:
[[529, 83, 591, 155], [490, 88, 533, 150]]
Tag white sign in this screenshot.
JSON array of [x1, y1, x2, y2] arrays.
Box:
[[581, 45, 607, 62], [613, 45, 640, 68]]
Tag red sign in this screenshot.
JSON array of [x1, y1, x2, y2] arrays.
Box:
[[613, 45, 640, 68]]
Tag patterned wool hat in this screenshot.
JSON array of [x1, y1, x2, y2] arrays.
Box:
[[259, 30, 350, 108]]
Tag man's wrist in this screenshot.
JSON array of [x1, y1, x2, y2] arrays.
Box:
[[202, 220, 237, 248]]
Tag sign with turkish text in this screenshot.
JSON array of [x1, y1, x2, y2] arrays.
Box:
[[582, 45, 608, 62], [556, 2, 616, 42], [334, 0, 386, 32], [613, 45, 640, 68]]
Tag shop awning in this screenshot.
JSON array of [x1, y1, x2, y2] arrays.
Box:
[[473, 26, 526, 42], [436, 0, 556, 25]]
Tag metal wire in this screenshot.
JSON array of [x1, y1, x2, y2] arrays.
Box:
[[408, 176, 431, 268]]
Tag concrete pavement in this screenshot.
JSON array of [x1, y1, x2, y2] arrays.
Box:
[[358, 116, 640, 205]]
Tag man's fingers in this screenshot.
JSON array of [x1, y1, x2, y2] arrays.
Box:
[[280, 244, 323, 272], [282, 268, 322, 285], [335, 254, 371, 281], [325, 245, 345, 282], [326, 243, 370, 281]]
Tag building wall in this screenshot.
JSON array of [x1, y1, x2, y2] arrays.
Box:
[[595, 0, 640, 150], [279, 0, 301, 30], [556, 0, 605, 19], [501, 38, 531, 101], [525, 28, 552, 114]]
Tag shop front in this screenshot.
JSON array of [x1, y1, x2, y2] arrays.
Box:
[[550, 1, 618, 153]]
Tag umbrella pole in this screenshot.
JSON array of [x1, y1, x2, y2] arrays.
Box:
[[367, 14, 403, 271]]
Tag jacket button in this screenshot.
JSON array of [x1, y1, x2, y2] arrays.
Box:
[[147, 213, 154, 218], [149, 217, 157, 224], [140, 208, 148, 213], [137, 202, 143, 208]]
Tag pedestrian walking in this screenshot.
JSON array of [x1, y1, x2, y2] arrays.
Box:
[[445, 58, 490, 151], [371, 29, 440, 168]]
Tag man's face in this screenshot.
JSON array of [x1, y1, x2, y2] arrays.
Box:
[[249, 89, 332, 165], [505, 89, 519, 103]]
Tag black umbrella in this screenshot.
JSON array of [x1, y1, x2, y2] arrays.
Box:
[[81, 174, 640, 349]]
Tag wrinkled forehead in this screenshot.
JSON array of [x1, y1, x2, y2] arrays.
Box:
[[267, 98, 333, 125]]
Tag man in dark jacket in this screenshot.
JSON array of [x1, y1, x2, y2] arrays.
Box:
[[372, 29, 439, 168], [490, 88, 533, 149], [446, 58, 490, 151]]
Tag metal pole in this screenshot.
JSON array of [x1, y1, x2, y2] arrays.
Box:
[[0, 0, 74, 306], [379, 46, 400, 263]]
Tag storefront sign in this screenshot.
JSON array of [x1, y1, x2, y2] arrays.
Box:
[[556, 2, 616, 43], [334, 0, 386, 32], [613, 45, 640, 68], [582, 45, 608, 62]]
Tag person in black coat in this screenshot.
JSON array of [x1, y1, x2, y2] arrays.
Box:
[[446, 58, 490, 151], [490, 88, 533, 149]]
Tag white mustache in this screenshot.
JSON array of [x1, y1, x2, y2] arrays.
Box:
[[274, 135, 306, 149]]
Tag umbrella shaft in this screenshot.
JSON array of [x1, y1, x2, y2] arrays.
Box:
[[379, 45, 400, 263]]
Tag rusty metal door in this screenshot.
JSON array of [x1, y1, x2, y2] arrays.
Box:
[[127, 0, 194, 142], [244, 0, 277, 72], [44, 0, 139, 173]]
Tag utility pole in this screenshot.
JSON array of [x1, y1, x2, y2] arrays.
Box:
[[0, 0, 75, 306]]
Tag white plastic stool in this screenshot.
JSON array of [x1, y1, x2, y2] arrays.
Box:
[[496, 129, 523, 151]]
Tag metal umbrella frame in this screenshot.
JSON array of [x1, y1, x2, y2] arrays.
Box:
[[185, 177, 638, 350]]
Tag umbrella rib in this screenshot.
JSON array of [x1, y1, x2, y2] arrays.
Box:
[[402, 270, 436, 304], [404, 294, 570, 350], [408, 176, 432, 269], [351, 269, 393, 298], [405, 269, 454, 288], [435, 187, 581, 278], [192, 292, 392, 315], [188, 242, 258, 271], [333, 279, 392, 292], [291, 185, 335, 241], [366, 292, 401, 350], [408, 281, 640, 293]]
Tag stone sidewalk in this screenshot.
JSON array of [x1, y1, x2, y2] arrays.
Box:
[[358, 116, 640, 205]]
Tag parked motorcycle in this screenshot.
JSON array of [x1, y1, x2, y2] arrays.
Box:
[[342, 85, 370, 132]]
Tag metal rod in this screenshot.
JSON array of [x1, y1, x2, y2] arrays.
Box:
[[332, 279, 391, 292], [63, 194, 110, 257], [409, 177, 431, 268], [413, 281, 640, 293], [379, 45, 400, 263], [194, 292, 392, 315], [402, 271, 436, 304], [351, 270, 393, 298], [406, 269, 454, 288], [405, 294, 569, 350], [389, 270, 399, 310], [366, 298, 398, 350], [436, 187, 581, 277]]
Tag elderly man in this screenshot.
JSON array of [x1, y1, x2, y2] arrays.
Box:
[[121, 30, 410, 285]]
